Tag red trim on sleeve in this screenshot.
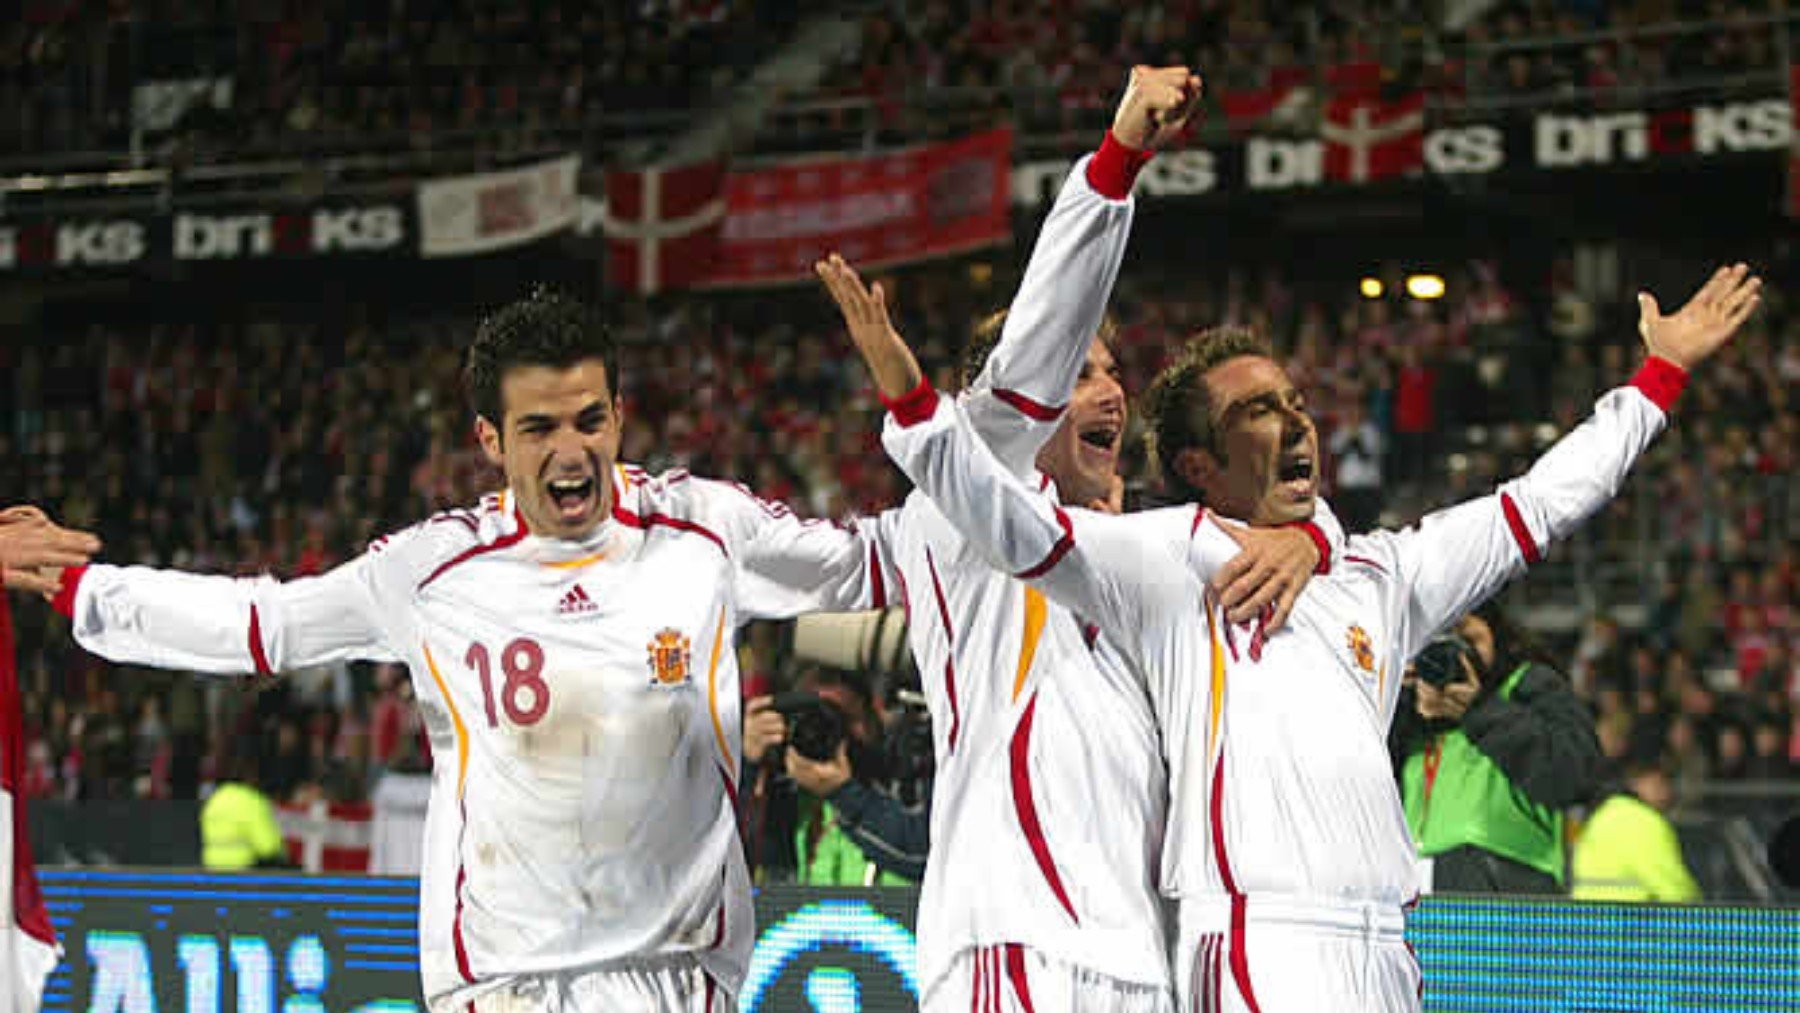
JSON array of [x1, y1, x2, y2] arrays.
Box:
[[867, 542, 887, 609], [993, 387, 1065, 422], [1086, 131, 1153, 200], [881, 379, 940, 428], [1015, 507, 1075, 580], [50, 564, 87, 619], [1283, 520, 1333, 574], [1499, 492, 1542, 565], [247, 604, 274, 676], [1630, 356, 1688, 413]]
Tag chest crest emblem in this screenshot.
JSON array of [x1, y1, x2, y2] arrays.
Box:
[[647, 627, 694, 686], [1346, 625, 1376, 673]]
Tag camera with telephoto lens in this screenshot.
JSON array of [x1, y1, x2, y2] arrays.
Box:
[[1413, 633, 1479, 688], [769, 691, 847, 762]]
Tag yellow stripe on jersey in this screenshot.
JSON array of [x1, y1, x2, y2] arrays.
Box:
[[421, 642, 471, 799], [1013, 587, 1047, 702], [705, 606, 732, 771], [540, 550, 611, 570], [1377, 661, 1387, 703], [1205, 600, 1226, 764], [615, 463, 633, 493]]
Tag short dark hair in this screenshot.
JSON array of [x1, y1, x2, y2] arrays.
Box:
[[960, 307, 1119, 389], [465, 287, 619, 426], [1143, 325, 1273, 502]]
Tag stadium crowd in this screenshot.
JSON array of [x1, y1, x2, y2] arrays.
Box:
[[3, 247, 1794, 816]]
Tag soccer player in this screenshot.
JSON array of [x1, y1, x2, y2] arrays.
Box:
[[807, 67, 1337, 1012], [850, 262, 1760, 1011], [44, 292, 901, 1013]]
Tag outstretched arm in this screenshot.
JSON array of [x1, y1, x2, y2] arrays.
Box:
[[1375, 264, 1762, 659]]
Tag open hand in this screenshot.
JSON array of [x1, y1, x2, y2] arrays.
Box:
[[1637, 263, 1762, 371], [816, 253, 925, 400]]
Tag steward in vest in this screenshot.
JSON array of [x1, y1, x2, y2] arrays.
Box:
[[1390, 605, 1603, 893]]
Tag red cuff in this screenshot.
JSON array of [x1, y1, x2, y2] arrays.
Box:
[[881, 378, 940, 428], [1630, 356, 1688, 413], [1284, 521, 1332, 574], [1086, 131, 1154, 200], [50, 564, 86, 619]]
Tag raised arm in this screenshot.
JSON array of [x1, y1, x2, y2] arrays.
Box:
[[1372, 264, 1761, 659], [695, 478, 901, 619], [51, 542, 407, 676], [963, 66, 1200, 473]]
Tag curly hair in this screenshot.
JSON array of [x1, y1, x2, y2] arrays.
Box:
[[960, 308, 1119, 389], [1143, 325, 1273, 502], [464, 287, 619, 426]]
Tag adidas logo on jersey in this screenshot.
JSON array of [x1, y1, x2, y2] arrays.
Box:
[[558, 584, 598, 616]]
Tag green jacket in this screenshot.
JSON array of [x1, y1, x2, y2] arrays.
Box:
[[1571, 794, 1700, 902], [794, 799, 912, 887], [200, 782, 286, 870]]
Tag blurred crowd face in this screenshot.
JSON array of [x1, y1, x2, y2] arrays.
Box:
[[477, 360, 623, 541], [1194, 355, 1319, 526], [1035, 339, 1125, 508], [1458, 614, 1497, 671]]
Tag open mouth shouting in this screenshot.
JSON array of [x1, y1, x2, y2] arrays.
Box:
[[1276, 452, 1316, 501], [1077, 418, 1123, 467], [545, 473, 598, 525]]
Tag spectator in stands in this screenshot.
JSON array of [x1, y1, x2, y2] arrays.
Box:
[[1572, 756, 1701, 902], [200, 740, 292, 870], [1328, 398, 1385, 530], [1392, 603, 1603, 894]]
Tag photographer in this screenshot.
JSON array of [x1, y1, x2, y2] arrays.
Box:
[[743, 669, 929, 885], [1391, 602, 1603, 894]]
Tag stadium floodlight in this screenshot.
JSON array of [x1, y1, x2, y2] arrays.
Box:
[[1359, 277, 1384, 299], [1406, 274, 1446, 300]]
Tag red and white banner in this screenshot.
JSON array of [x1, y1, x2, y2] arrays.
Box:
[[1322, 92, 1427, 183], [605, 127, 1013, 294], [278, 799, 372, 873], [1, 595, 58, 1013], [418, 154, 581, 258]]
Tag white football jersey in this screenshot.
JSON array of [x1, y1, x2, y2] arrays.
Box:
[[881, 360, 1686, 1003], [63, 470, 886, 1010]]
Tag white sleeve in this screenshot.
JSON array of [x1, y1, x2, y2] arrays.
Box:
[[882, 391, 1189, 653], [67, 554, 396, 676], [1371, 369, 1677, 660], [697, 480, 900, 619], [963, 153, 1135, 474]]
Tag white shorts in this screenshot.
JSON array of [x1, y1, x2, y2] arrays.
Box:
[[923, 944, 1174, 1013], [1176, 896, 1421, 1013], [438, 955, 730, 1013]]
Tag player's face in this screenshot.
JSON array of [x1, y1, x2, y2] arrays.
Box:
[[1036, 339, 1126, 508], [477, 359, 622, 540], [1197, 355, 1318, 526]]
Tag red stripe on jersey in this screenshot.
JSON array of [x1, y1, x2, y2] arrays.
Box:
[[882, 378, 941, 428], [1015, 507, 1074, 580], [993, 388, 1065, 422], [1284, 519, 1333, 574], [1009, 693, 1079, 924], [451, 839, 475, 982], [50, 564, 87, 618], [1630, 356, 1688, 412], [1499, 492, 1541, 564], [1003, 943, 1039, 1013], [1228, 897, 1264, 1012], [1344, 554, 1388, 573], [419, 527, 529, 591], [1191, 506, 1208, 537], [247, 605, 273, 676], [716, 763, 739, 825], [923, 550, 961, 753], [703, 974, 717, 1012], [868, 542, 887, 609], [1208, 751, 1239, 895], [969, 946, 979, 1013], [610, 505, 728, 558]]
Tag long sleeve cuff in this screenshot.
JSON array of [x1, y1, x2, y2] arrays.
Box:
[[50, 564, 86, 619], [1630, 356, 1688, 413], [1086, 131, 1154, 200], [1285, 519, 1332, 574], [881, 379, 940, 428]]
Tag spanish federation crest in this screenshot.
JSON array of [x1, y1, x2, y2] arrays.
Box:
[[647, 627, 693, 686], [1346, 625, 1376, 673]]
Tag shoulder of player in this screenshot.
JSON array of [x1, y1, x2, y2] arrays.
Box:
[[364, 501, 499, 586]]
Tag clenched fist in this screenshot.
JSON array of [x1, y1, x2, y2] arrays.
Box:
[[1112, 65, 1204, 151]]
